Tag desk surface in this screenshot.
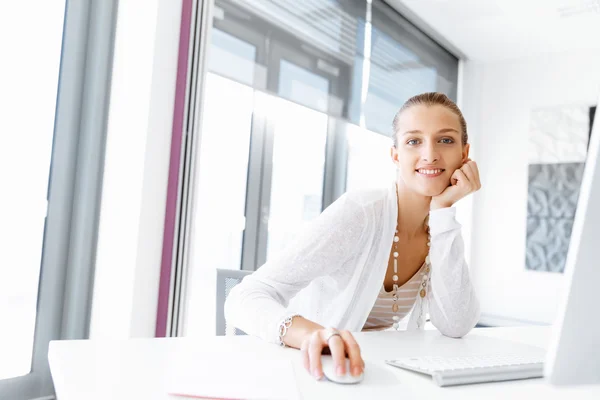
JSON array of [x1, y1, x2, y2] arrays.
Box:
[[48, 327, 600, 399]]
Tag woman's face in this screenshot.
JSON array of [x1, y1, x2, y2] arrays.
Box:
[[391, 104, 469, 197]]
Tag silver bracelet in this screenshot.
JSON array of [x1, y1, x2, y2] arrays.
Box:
[[277, 314, 301, 347]]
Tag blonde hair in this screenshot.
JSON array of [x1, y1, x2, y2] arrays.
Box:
[[391, 92, 468, 147]]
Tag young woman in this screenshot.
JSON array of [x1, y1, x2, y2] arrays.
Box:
[[225, 92, 481, 381]]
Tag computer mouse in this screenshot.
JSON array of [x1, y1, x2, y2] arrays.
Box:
[[320, 356, 364, 384]]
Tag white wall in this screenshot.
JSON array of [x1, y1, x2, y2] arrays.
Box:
[[454, 60, 484, 268], [90, 0, 183, 339], [462, 50, 600, 325]]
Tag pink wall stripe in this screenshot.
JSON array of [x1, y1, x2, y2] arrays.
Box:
[[155, 0, 194, 337]]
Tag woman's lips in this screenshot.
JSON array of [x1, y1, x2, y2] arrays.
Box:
[[415, 168, 444, 178]]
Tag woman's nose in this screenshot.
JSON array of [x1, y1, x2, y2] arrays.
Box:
[[421, 143, 440, 162]]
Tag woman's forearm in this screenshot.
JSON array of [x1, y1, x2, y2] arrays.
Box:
[[427, 207, 480, 337], [225, 282, 326, 345], [429, 264, 480, 337]]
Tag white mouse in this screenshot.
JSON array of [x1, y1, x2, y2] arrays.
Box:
[[320, 356, 364, 384]]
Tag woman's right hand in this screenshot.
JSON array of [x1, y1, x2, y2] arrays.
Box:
[[300, 328, 365, 380]]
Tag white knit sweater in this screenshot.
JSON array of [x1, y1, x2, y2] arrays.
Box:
[[224, 181, 480, 344]]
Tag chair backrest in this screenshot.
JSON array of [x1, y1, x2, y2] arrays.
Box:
[[215, 268, 252, 336]]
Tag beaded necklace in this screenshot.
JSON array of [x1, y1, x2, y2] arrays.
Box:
[[389, 186, 431, 330]]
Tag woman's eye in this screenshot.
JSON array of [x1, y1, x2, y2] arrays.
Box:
[[440, 138, 454, 144], [406, 139, 419, 145]]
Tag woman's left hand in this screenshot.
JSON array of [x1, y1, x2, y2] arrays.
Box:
[[430, 159, 481, 210]]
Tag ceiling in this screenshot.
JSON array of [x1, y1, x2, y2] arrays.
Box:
[[387, 0, 600, 62]]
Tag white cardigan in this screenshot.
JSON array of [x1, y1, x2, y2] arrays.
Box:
[[224, 181, 480, 344]]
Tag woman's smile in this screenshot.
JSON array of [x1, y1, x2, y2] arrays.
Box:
[[415, 168, 445, 178]]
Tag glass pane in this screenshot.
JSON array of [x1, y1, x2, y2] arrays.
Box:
[[183, 73, 254, 336], [346, 124, 396, 192], [0, 1, 65, 380], [194, 73, 252, 271], [266, 96, 328, 260], [232, 0, 365, 62], [208, 28, 257, 86], [365, 26, 439, 135], [278, 59, 330, 113], [360, 0, 459, 135]]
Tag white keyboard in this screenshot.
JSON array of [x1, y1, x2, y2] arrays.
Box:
[[385, 354, 545, 387]]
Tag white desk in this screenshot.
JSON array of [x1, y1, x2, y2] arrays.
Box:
[[48, 327, 600, 399]]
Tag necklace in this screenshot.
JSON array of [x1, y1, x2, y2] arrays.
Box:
[[390, 189, 432, 330]]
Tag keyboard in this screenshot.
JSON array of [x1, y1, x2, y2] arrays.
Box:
[[385, 354, 545, 387]]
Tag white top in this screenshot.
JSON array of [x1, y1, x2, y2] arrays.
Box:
[[224, 181, 481, 344], [362, 262, 425, 331]]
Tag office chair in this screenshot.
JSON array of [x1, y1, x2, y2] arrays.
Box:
[[215, 268, 252, 336]]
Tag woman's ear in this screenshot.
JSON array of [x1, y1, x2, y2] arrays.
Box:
[[462, 143, 470, 162], [390, 146, 400, 166]]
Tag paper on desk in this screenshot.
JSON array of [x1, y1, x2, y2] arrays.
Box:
[[167, 351, 301, 400]]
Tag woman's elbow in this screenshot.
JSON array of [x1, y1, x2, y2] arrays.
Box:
[[436, 309, 480, 338], [223, 284, 242, 325], [438, 320, 476, 338], [431, 309, 479, 339]]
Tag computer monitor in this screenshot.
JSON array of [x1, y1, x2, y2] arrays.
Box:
[[544, 95, 600, 385]]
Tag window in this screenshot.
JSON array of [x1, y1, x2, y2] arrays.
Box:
[[346, 124, 397, 192], [265, 96, 329, 259], [173, 0, 459, 337], [0, 2, 117, 398], [361, 1, 459, 134], [0, 0, 66, 388]]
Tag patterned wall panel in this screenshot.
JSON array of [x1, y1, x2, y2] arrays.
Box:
[[525, 105, 595, 273], [526, 163, 584, 272]]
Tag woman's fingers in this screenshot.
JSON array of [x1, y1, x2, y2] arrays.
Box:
[[462, 160, 481, 190], [300, 339, 310, 374], [325, 332, 347, 376], [450, 167, 464, 186], [340, 330, 364, 376], [305, 328, 365, 381], [460, 163, 476, 189], [469, 161, 481, 189], [308, 331, 324, 380]]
